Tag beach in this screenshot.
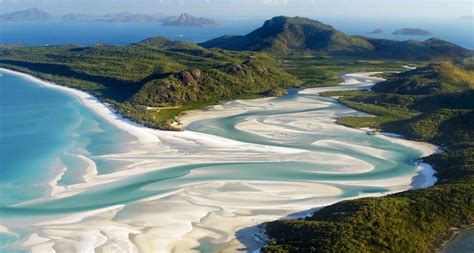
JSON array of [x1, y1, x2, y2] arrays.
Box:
[[0, 68, 438, 252]]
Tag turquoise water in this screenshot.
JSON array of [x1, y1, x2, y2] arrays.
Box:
[[0, 72, 134, 206], [442, 229, 474, 253], [0, 71, 433, 252]]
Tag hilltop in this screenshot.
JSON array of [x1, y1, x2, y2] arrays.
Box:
[[373, 63, 474, 95], [200, 16, 472, 60], [0, 8, 53, 22], [200, 16, 373, 53], [162, 13, 217, 26], [0, 36, 298, 129], [369, 28, 384, 34]]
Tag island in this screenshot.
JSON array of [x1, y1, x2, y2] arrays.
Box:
[[0, 8, 169, 23], [393, 28, 434, 36], [0, 7, 53, 22], [200, 16, 468, 59], [1, 17, 470, 130], [0, 16, 472, 253], [369, 28, 384, 34], [162, 13, 217, 26]]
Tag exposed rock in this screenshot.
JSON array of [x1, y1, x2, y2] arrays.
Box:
[[179, 71, 199, 86], [226, 64, 243, 74]]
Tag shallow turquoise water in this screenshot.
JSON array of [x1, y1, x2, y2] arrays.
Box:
[[0, 72, 133, 207], [442, 229, 474, 253], [0, 70, 433, 252]]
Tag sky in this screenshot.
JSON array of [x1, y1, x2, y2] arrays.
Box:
[[0, 0, 472, 20]]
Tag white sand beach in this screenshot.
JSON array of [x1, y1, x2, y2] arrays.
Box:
[[0, 68, 438, 253]]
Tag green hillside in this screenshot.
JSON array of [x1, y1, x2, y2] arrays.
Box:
[[372, 62, 474, 95], [263, 63, 474, 252], [0, 37, 300, 129], [200, 16, 472, 60], [200, 16, 373, 53]]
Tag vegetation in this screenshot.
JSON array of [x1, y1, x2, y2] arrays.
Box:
[[263, 62, 474, 253], [1, 17, 473, 251], [200, 16, 472, 60], [0, 37, 300, 129], [279, 56, 419, 87], [0, 36, 424, 129]]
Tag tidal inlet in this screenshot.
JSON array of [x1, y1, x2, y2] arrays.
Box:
[[0, 1, 473, 253], [0, 70, 436, 252]]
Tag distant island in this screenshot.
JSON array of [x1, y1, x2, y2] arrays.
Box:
[[369, 28, 384, 34], [0, 7, 52, 22], [162, 13, 217, 26], [199, 16, 469, 60], [0, 8, 215, 25], [393, 28, 433, 36], [0, 15, 472, 253]]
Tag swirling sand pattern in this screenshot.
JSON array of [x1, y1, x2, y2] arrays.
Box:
[[0, 69, 437, 253]]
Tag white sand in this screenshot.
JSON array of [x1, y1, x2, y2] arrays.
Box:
[[1, 68, 438, 253]]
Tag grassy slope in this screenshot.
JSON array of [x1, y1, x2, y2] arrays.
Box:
[[279, 56, 421, 87], [263, 63, 474, 253]]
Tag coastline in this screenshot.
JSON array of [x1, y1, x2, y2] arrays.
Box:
[[0, 68, 159, 144], [0, 67, 440, 252], [437, 225, 474, 252]]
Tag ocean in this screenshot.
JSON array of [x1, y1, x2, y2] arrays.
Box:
[[0, 18, 472, 49], [0, 17, 471, 252]]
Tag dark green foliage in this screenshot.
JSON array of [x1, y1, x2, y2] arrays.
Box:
[[263, 62, 474, 253], [265, 183, 474, 253], [372, 63, 474, 95], [131, 55, 299, 106]]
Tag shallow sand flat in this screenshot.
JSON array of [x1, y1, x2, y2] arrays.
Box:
[[24, 181, 344, 253], [0, 69, 438, 253]]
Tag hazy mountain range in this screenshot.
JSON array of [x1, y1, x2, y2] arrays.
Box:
[[0, 8, 216, 26], [0, 8, 53, 22]]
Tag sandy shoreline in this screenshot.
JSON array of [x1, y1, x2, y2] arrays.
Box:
[[1, 68, 439, 253]]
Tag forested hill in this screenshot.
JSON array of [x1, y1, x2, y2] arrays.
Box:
[[200, 16, 473, 60], [0, 36, 299, 129], [263, 62, 474, 252]]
